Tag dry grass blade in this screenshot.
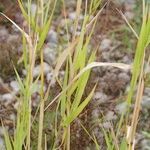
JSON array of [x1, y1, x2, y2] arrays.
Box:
[[127, 58, 145, 149], [86, 1, 108, 29], [0, 12, 30, 41], [117, 9, 139, 39], [45, 62, 131, 111], [53, 38, 79, 78]]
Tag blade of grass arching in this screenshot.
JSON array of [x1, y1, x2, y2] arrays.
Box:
[[37, 0, 57, 51], [45, 62, 130, 111], [0, 12, 29, 40], [62, 85, 96, 127]]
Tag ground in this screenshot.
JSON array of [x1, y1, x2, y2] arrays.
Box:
[[0, 0, 150, 149]]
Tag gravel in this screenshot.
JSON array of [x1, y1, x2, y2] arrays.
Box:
[[43, 46, 57, 66], [33, 62, 52, 78], [0, 137, 5, 150], [46, 29, 58, 44], [1, 93, 14, 103], [115, 101, 128, 115], [0, 27, 8, 41], [99, 38, 112, 51], [10, 80, 20, 93], [93, 92, 109, 105]]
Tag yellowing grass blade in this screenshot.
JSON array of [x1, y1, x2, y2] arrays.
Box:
[[53, 38, 79, 78]]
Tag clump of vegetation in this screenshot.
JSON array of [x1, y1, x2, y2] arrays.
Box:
[[0, 0, 149, 149]]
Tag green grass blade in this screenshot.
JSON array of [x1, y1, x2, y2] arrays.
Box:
[[63, 85, 96, 127]]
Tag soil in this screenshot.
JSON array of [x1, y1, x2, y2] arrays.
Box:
[[0, 0, 149, 150]]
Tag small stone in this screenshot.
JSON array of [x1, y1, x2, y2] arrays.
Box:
[[92, 109, 100, 118], [9, 113, 16, 121], [105, 111, 117, 121], [115, 102, 128, 114], [118, 72, 130, 83], [46, 72, 56, 86], [46, 72, 53, 82], [7, 34, 19, 43], [141, 96, 150, 109], [33, 62, 51, 78], [32, 94, 40, 107], [93, 92, 108, 104], [68, 12, 76, 20], [0, 27, 8, 41], [43, 47, 57, 65], [101, 52, 110, 61], [46, 29, 58, 44], [141, 139, 150, 149], [10, 80, 20, 93], [100, 39, 111, 51], [0, 137, 5, 149], [102, 122, 111, 129], [124, 11, 134, 20], [30, 3, 37, 17], [14, 101, 19, 110], [1, 93, 14, 102], [144, 87, 150, 96], [122, 55, 132, 64]]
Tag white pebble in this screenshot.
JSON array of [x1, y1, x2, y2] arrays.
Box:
[[47, 29, 58, 44], [69, 12, 83, 20], [141, 96, 150, 109], [33, 62, 51, 78], [9, 114, 16, 121], [100, 39, 111, 51], [14, 101, 19, 110], [105, 111, 117, 121], [46, 72, 56, 86], [10, 80, 20, 93], [116, 102, 128, 114], [2, 93, 14, 102], [43, 47, 57, 65], [0, 137, 5, 149], [93, 92, 108, 104]]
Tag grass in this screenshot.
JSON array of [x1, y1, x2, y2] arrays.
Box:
[[0, 0, 149, 149]]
